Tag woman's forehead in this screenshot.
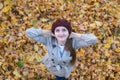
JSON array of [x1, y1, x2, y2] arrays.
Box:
[[55, 26, 67, 29]]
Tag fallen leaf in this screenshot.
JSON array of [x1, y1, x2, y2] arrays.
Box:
[[13, 69, 21, 78], [2, 6, 11, 13], [0, 3, 3, 9]]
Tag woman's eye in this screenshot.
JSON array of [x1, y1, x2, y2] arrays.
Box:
[[62, 29, 66, 32], [55, 29, 60, 32]]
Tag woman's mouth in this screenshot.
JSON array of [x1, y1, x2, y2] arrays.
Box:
[[58, 35, 65, 38]]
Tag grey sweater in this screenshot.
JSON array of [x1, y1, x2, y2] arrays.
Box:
[[26, 27, 97, 78]]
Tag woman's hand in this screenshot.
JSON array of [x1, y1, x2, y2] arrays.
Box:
[[69, 32, 81, 38], [42, 29, 55, 37], [41, 30, 51, 37], [69, 32, 75, 38], [51, 33, 55, 37], [78, 23, 87, 31]]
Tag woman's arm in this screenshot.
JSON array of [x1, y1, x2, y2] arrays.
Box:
[[70, 32, 97, 49], [26, 27, 53, 45]]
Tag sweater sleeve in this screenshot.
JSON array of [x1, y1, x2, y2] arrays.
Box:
[[72, 33, 97, 49], [26, 27, 49, 45]]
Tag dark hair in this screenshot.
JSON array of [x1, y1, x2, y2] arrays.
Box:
[[51, 18, 76, 65], [65, 38, 76, 65]]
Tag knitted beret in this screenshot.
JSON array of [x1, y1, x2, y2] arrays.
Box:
[[51, 18, 72, 34]]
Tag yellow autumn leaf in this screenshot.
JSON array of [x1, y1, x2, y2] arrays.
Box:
[[13, 69, 21, 78], [93, 52, 100, 58], [110, 73, 115, 78], [43, 24, 51, 29], [28, 55, 35, 62], [1, 22, 5, 28], [77, 48, 85, 57], [72, 26, 78, 32], [16, 0, 22, 6], [89, 23, 98, 29], [4, 0, 13, 6], [107, 59, 112, 64], [22, 70, 29, 76], [104, 43, 111, 49], [114, 48, 120, 53], [8, 36, 15, 42], [35, 54, 42, 62], [5, 71, 11, 76], [116, 7, 120, 12], [94, 2, 100, 8], [107, 37, 114, 43], [1, 62, 8, 71], [23, 53, 35, 63], [34, 44, 39, 51], [105, 52, 110, 57], [41, 64, 47, 71], [0, 3, 3, 9], [95, 21, 103, 27], [2, 6, 11, 13], [11, 18, 18, 24], [41, 18, 49, 22], [80, 48, 85, 54], [28, 72, 34, 78], [0, 62, 2, 66]]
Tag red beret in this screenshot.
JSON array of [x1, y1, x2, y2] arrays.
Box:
[[51, 18, 72, 34]]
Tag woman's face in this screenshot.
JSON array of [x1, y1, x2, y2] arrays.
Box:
[[54, 26, 69, 42]]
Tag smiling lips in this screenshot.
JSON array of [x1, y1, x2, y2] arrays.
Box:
[[58, 35, 66, 38]]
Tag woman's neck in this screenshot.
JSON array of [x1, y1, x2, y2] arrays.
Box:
[[58, 41, 66, 46]]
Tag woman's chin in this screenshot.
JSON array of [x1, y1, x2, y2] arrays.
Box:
[[57, 39, 67, 42]]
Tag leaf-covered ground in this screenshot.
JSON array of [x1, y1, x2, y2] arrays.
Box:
[[0, 0, 120, 80]]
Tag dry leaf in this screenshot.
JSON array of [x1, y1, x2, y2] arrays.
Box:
[[13, 69, 21, 78], [0, 3, 3, 9], [114, 48, 120, 53], [2, 6, 11, 13], [28, 72, 34, 78]]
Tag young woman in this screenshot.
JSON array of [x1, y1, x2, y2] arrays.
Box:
[[26, 18, 97, 80]]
